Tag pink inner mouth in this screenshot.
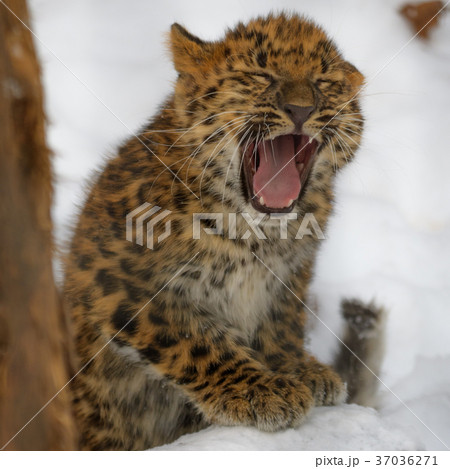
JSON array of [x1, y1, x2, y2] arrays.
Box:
[[253, 136, 301, 208], [244, 134, 318, 211]]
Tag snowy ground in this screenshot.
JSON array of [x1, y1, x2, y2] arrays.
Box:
[[28, 0, 450, 451]]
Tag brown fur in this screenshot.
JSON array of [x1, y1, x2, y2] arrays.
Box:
[[64, 13, 366, 450]]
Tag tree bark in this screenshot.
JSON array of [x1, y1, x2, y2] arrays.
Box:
[[0, 0, 78, 450]]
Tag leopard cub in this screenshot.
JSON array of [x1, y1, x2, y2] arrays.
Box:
[[64, 13, 365, 450]]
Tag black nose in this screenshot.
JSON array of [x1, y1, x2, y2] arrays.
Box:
[[284, 104, 314, 129]]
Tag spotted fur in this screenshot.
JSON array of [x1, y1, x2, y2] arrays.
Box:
[[64, 13, 365, 450]]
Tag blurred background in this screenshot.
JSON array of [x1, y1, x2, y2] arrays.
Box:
[[27, 0, 450, 449]]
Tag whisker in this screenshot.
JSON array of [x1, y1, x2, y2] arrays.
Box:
[[141, 128, 191, 135], [174, 116, 251, 196], [198, 119, 252, 202], [238, 130, 254, 181], [157, 108, 196, 114], [329, 128, 353, 164], [265, 123, 277, 166], [325, 135, 339, 171], [145, 114, 252, 198], [334, 120, 365, 131], [338, 128, 362, 147], [183, 115, 253, 185], [162, 111, 251, 160], [221, 124, 254, 208], [191, 116, 253, 182], [199, 116, 252, 168]]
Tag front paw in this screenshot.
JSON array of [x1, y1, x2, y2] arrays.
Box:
[[297, 359, 347, 406], [204, 374, 314, 432]]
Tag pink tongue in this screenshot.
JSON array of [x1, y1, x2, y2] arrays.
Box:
[[253, 135, 301, 208]]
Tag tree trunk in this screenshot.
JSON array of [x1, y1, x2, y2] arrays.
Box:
[[0, 0, 78, 450]]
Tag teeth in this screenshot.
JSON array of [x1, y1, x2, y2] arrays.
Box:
[[298, 163, 304, 171], [257, 197, 293, 208]]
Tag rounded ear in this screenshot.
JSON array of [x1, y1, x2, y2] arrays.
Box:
[[169, 23, 216, 74], [342, 61, 365, 90]]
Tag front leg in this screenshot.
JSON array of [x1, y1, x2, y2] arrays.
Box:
[[251, 279, 346, 407], [106, 296, 315, 432]]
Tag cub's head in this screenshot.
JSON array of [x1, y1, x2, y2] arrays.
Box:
[[168, 13, 364, 215]]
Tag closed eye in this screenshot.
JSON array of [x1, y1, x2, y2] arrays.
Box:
[[249, 72, 275, 85], [235, 70, 275, 85]]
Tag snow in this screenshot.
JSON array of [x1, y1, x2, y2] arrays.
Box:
[[28, 0, 450, 451], [156, 406, 418, 451]]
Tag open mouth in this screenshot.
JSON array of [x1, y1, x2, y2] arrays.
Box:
[[242, 134, 319, 213]]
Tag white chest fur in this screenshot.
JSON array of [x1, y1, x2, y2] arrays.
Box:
[[192, 252, 294, 338]]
